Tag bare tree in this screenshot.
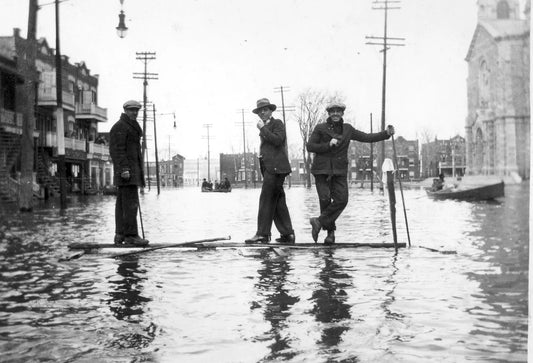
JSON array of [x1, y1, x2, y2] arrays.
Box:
[[294, 90, 341, 188], [419, 127, 436, 178]]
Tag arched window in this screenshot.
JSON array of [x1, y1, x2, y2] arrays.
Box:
[[497, 0, 510, 19], [479, 60, 490, 107]]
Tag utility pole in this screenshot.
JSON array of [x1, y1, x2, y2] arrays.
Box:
[[236, 109, 250, 188], [133, 51, 157, 190], [274, 86, 295, 187], [152, 105, 160, 195], [19, 0, 39, 211], [365, 0, 405, 190], [202, 124, 213, 181], [370, 113, 374, 192], [55, 0, 67, 209]]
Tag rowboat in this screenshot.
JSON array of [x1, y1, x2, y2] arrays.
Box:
[[201, 187, 232, 193], [425, 181, 504, 200]]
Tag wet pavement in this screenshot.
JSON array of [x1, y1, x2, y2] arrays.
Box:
[[0, 183, 528, 362]]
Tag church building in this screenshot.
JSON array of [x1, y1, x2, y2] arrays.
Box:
[[465, 0, 530, 181]]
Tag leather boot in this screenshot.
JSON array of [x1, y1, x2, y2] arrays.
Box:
[[324, 230, 335, 245], [114, 234, 125, 245], [245, 235, 270, 244], [124, 235, 150, 246], [309, 218, 321, 243], [275, 234, 295, 244]]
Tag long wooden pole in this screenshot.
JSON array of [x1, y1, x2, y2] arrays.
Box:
[[391, 135, 411, 247], [386, 170, 398, 253], [112, 236, 231, 258]]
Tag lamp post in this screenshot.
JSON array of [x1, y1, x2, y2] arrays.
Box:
[[116, 0, 128, 38]]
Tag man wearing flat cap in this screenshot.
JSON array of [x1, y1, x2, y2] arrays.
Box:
[[307, 102, 394, 244], [245, 98, 295, 244], [109, 100, 149, 246]]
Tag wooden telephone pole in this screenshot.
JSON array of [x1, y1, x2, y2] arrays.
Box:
[[19, 0, 39, 211], [202, 124, 213, 181], [274, 86, 295, 187], [365, 0, 405, 189], [133, 52, 157, 190]]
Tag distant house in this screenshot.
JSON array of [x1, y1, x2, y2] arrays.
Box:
[[420, 136, 466, 179]]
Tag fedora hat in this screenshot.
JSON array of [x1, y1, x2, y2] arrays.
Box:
[[326, 102, 346, 112], [252, 98, 277, 114], [123, 100, 142, 110]]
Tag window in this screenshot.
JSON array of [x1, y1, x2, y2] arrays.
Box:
[[497, 0, 510, 19]]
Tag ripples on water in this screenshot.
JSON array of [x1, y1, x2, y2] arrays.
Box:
[[0, 183, 528, 362]]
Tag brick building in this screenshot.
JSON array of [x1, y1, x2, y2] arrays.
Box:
[[219, 152, 261, 187], [146, 154, 185, 187], [0, 28, 111, 199], [348, 136, 420, 182], [465, 0, 530, 181], [420, 135, 467, 179]]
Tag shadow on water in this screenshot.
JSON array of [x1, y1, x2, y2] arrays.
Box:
[[251, 249, 300, 361]]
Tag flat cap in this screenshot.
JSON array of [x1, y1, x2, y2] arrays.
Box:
[[123, 100, 142, 109], [326, 102, 346, 112]]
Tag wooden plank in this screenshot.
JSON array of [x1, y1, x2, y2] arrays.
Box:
[[68, 242, 406, 250]]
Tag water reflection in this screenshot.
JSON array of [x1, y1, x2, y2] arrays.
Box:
[[463, 184, 528, 360], [106, 256, 157, 350], [252, 249, 299, 361], [309, 250, 353, 352]]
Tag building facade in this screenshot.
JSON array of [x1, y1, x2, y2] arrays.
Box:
[[420, 135, 467, 179], [219, 152, 261, 187], [348, 137, 420, 182], [0, 28, 111, 199], [465, 0, 530, 181], [146, 154, 185, 187]]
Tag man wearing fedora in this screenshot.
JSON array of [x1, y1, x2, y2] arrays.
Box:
[[109, 100, 149, 246], [307, 102, 394, 244], [245, 98, 295, 244]]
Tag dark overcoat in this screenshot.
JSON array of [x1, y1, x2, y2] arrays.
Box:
[[259, 117, 291, 174], [109, 113, 145, 187], [307, 118, 390, 176]]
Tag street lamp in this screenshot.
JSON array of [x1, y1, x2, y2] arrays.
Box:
[[116, 0, 128, 38]]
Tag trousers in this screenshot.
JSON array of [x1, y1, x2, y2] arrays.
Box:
[[115, 185, 140, 236], [256, 171, 293, 236], [314, 174, 349, 231]]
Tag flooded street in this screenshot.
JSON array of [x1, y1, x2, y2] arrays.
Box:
[[0, 184, 528, 363]]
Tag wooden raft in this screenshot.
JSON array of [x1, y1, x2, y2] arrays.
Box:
[[68, 242, 406, 251]]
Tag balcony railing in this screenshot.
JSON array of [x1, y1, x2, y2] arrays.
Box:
[[64, 137, 87, 151], [37, 87, 75, 108], [87, 142, 110, 156], [0, 108, 23, 128], [75, 103, 107, 121]]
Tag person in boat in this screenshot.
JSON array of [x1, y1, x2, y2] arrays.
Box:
[[307, 102, 395, 245], [245, 98, 295, 244], [109, 100, 149, 246], [222, 177, 231, 190], [432, 173, 445, 191]]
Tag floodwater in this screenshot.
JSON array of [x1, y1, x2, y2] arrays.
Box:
[[0, 183, 528, 363]]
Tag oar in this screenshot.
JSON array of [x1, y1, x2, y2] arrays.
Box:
[[391, 135, 411, 247], [111, 235, 231, 258]]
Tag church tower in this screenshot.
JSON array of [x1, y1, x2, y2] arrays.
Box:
[[477, 0, 521, 20]]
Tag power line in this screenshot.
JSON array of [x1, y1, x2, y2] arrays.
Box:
[[365, 0, 405, 189], [133, 51, 158, 191]]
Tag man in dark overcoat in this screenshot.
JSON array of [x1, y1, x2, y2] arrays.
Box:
[[109, 100, 149, 246], [307, 102, 395, 244], [245, 98, 295, 244]]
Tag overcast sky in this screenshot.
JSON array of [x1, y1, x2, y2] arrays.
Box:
[[0, 0, 527, 160]]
